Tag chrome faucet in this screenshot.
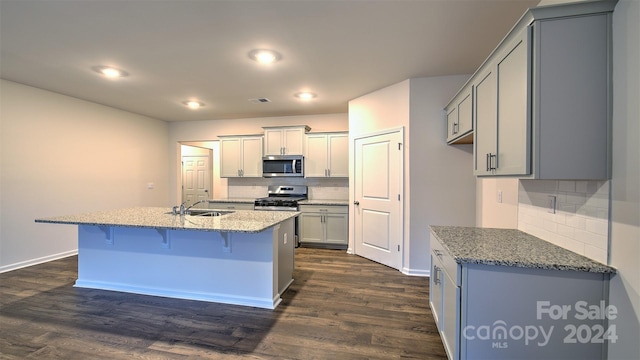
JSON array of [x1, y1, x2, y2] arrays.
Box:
[[172, 199, 208, 215], [184, 200, 207, 214], [172, 200, 189, 215]]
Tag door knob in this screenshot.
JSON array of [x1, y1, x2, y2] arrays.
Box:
[[353, 201, 360, 205]]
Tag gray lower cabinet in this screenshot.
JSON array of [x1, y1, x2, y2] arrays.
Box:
[[298, 204, 348, 249], [208, 201, 254, 210], [430, 231, 612, 360]]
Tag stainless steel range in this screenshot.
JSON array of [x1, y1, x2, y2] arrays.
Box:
[[254, 185, 307, 247], [254, 185, 307, 211]]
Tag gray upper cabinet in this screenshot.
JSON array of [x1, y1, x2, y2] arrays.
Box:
[[475, 28, 531, 176], [532, 13, 611, 179], [456, 0, 616, 179], [445, 86, 473, 144], [473, 68, 497, 176]]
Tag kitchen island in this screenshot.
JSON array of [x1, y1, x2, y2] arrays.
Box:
[[36, 207, 298, 309], [429, 226, 615, 360]]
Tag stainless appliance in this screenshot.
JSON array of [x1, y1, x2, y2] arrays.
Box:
[[262, 155, 304, 178], [254, 185, 307, 247], [253, 185, 307, 211]]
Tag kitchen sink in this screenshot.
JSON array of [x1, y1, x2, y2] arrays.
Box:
[[166, 209, 234, 217]]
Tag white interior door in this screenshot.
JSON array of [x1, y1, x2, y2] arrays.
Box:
[[182, 156, 211, 204], [354, 129, 403, 270]]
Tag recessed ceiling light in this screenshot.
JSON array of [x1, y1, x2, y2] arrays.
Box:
[[248, 49, 281, 64], [92, 65, 129, 78], [294, 92, 317, 100], [182, 100, 205, 110]]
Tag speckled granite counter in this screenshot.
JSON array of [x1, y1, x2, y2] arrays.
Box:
[[36, 207, 299, 233], [429, 226, 615, 273], [298, 199, 349, 206]]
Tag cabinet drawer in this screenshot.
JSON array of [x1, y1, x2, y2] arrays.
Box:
[[298, 204, 348, 214], [430, 234, 460, 286]]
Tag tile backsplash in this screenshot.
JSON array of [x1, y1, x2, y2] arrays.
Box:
[[227, 177, 348, 200], [518, 179, 610, 264]]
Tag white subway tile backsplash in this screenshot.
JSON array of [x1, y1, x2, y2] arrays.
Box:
[[564, 237, 586, 255], [575, 181, 588, 193], [575, 228, 608, 249], [558, 180, 576, 192], [518, 179, 610, 264], [566, 193, 587, 205], [557, 223, 575, 238], [584, 244, 608, 264], [565, 214, 586, 230], [586, 218, 608, 236]]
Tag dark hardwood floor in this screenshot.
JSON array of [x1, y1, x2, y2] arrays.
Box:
[[0, 248, 447, 359]]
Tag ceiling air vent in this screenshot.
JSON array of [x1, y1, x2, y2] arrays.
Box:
[[248, 98, 271, 104]]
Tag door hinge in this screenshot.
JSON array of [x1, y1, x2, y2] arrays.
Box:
[[397, 245, 400, 251], [398, 194, 401, 201], [398, 143, 402, 150]]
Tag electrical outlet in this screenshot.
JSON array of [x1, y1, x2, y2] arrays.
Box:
[[548, 195, 557, 214], [147, 182, 155, 189]]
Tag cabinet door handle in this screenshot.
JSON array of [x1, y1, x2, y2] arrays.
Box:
[[353, 201, 360, 206], [433, 265, 441, 285], [486, 153, 490, 172], [486, 153, 497, 171]]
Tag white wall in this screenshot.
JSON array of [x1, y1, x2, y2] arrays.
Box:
[[608, 0, 640, 358], [0, 80, 170, 272], [168, 113, 348, 202], [408, 76, 476, 274], [349, 76, 476, 275], [476, 178, 519, 228]]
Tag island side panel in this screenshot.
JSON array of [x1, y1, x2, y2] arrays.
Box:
[[76, 225, 279, 309], [276, 218, 295, 296]]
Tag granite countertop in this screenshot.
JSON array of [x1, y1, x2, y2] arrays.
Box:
[[36, 207, 299, 233], [429, 226, 615, 274], [208, 198, 255, 203], [298, 199, 349, 206]]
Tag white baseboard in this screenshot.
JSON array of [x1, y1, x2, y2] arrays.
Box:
[[0, 250, 78, 273], [74, 280, 280, 309], [401, 267, 430, 277]]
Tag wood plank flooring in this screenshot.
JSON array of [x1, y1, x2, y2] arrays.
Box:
[[0, 248, 447, 359]]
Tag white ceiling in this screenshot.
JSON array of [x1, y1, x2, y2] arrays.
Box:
[[0, 0, 539, 122]]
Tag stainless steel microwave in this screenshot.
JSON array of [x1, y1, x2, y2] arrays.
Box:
[[262, 155, 304, 177]]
